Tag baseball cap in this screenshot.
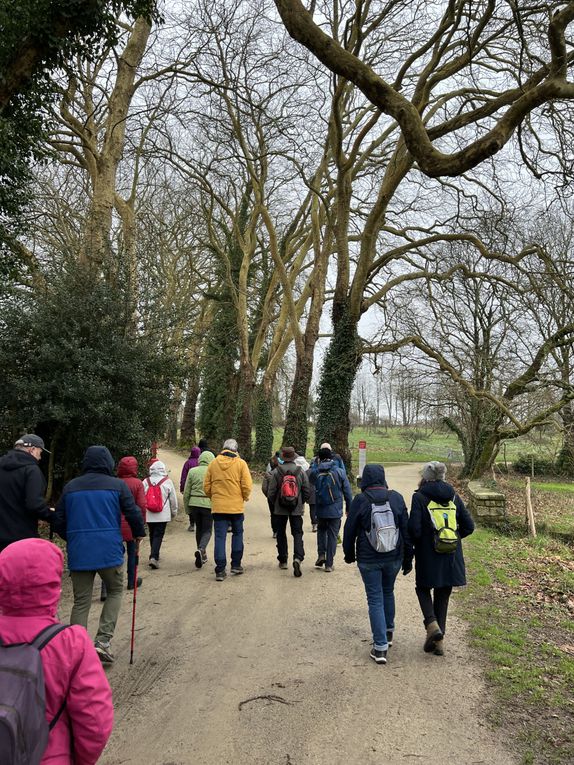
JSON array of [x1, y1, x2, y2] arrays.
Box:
[[14, 434, 51, 453]]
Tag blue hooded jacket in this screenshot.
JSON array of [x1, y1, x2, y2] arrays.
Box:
[[343, 464, 413, 566], [55, 446, 146, 571], [309, 459, 353, 518]]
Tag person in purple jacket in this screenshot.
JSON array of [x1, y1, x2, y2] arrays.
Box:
[[180, 446, 200, 531]]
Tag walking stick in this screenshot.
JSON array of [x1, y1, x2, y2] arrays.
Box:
[[129, 540, 140, 665]]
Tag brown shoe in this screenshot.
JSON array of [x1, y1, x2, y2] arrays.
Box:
[[423, 620, 443, 653], [433, 638, 445, 656]]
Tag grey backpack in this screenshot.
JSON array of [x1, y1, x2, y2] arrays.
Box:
[[0, 623, 68, 765], [365, 493, 399, 553]]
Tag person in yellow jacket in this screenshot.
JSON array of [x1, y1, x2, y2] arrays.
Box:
[[203, 438, 252, 581]]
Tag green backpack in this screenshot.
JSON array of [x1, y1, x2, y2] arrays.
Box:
[[427, 500, 459, 554]]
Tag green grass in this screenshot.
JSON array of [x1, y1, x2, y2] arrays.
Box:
[[457, 525, 574, 764], [272, 425, 560, 466]]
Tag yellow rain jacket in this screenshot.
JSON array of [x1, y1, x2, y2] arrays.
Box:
[[203, 450, 252, 514]]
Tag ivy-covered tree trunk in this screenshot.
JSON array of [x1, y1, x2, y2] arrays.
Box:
[[180, 372, 200, 445], [165, 385, 182, 447], [283, 347, 314, 455], [556, 404, 574, 476], [315, 308, 362, 469], [236, 361, 254, 462], [254, 383, 274, 465]]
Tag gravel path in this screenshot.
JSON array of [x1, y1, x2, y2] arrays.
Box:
[[66, 450, 517, 765]]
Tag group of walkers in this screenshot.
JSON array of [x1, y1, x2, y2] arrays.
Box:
[[0, 431, 474, 763]]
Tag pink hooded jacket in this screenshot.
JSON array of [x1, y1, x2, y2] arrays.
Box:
[[0, 539, 114, 764]]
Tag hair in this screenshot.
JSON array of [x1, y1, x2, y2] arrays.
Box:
[[223, 438, 238, 452]]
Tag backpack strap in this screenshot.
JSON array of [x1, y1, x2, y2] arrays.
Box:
[[31, 624, 70, 731]]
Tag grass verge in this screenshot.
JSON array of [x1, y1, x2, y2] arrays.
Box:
[[457, 524, 574, 764]]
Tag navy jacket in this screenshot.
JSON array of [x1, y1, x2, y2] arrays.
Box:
[[343, 464, 413, 566], [0, 449, 52, 550], [55, 446, 146, 571], [408, 480, 474, 588], [309, 459, 352, 518]]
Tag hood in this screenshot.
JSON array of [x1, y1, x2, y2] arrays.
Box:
[[82, 445, 115, 475], [0, 539, 63, 617], [199, 451, 215, 466], [216, 451, 238, 470], [189, 447, 201, 460], [418, 480, 455, 504], [117, 455, 138, 479], [360, 464, 388, 490], [0, 449, 38, 472], [149, 460, 168, 484]]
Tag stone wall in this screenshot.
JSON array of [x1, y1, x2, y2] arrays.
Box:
[[467, 480, 506, 523]]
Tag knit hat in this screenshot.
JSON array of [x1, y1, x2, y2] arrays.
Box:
[[421, 461, 447, 481], [281, 446, 296, 461], [320, 442, 332, 451], [318, 447, 332, 461]]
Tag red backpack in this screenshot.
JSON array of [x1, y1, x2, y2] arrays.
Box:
[[278, 469, 301, 509], [145, 476, 169, 513]]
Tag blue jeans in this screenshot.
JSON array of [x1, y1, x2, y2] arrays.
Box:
[[317, 517, 341, 566], [213, 515, 244, 573], [358, 556, 402, 651]]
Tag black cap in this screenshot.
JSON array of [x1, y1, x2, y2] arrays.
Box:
[[14, 434, 50, 453]]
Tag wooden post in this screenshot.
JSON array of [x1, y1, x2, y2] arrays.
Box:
[[525, 477, 537, 537]]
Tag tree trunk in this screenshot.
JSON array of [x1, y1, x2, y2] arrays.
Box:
[[314, 307, 362, 469], [165, 385, 182, 447], [180, 372, 200, 445], [283, 348, 314, 455], [236, 361, 255, 461], [254, 382, 274, 465], [557, 403, 574, 476]]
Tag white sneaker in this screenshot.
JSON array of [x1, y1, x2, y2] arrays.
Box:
[[149, 558, 159, 569]]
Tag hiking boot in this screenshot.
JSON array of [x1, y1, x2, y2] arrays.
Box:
[[127, 577, 142, 591], [312, 524, 318, 533], [386, 630, 393, 647], [188, 523, 194, 532], [195, 550, 203, 569], [370, 647, 387, 665], [314, 556, 326, 568], [215, 570, 227, 581], [201, 548, 208, 564], [324, 565, 334, 572], [278, 561, 288, 569], [293, 559, 302, 578], [230, 566, 244, 575], [149, 558, 159, 569], [94, 641, 114, 664], [433, 638, 445, 656], [423, 620, 443, 653], [272, 532, 277, 539]]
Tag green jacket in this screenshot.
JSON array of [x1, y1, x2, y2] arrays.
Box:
[[183, 451, 215, 509]]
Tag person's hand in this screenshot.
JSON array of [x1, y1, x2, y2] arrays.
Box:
[[402, 562, 413, 576], [344, 554, 355, 565]]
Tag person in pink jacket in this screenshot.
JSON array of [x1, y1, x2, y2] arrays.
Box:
[[0, 538, 114, 764]]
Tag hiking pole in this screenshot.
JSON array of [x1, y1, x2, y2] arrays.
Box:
[[129, 540, 140, 665]]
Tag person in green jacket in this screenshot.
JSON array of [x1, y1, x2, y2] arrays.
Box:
[[183, 450, 215, 568]]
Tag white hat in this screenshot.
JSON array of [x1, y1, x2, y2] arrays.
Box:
[[320, 442, 332, 451]]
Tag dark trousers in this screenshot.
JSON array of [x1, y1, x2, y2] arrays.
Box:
[[415, 585, 453, 634], [275, 514, 304, 563], [317, 517, 341, 567], [267, 500, 278, 533], [148, 522, 167, 560], [125, 540, 136, 588], [193, 506, 213, 550]]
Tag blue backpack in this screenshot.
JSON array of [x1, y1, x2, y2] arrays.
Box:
[[315, 464, 343, 506], [0, 623, 68, 765]]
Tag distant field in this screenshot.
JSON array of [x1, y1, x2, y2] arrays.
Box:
[[271, 426, 559, 466]]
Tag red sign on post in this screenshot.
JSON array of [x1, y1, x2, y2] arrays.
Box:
[[358, 440, 366, 449]]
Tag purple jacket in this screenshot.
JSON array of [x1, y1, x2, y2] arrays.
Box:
[[180, 447, 200, 492]]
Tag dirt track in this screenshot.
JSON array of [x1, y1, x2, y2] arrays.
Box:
[[65, 450, 517, 765]]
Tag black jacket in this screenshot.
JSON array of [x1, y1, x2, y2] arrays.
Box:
[[267, 460, 311, 516], [0, 449, 52, 550], [408, 480, 475, 588], [343, 464, 413, 566]]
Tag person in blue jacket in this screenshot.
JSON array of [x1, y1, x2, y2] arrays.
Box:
[[309, 446, 352, 572], [408, 461, 474, 656], [54, 445, 146, 664], [343, 463, 413, 664]]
